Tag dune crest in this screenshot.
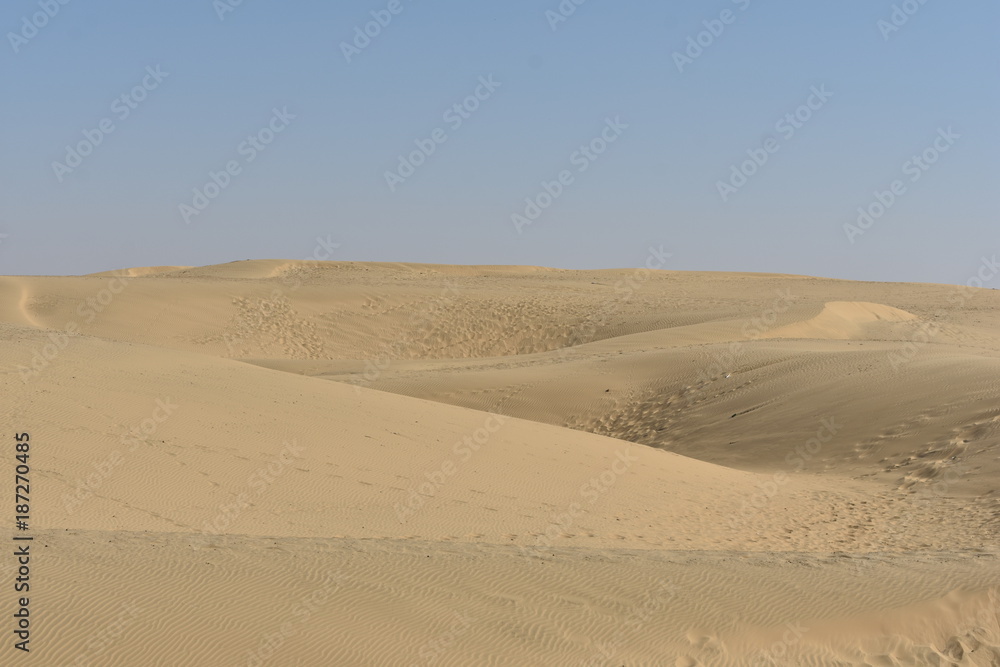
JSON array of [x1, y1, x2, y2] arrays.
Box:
[[768, 300, 918, 340]]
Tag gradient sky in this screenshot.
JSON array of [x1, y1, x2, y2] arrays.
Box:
[[1, 0, 997, 284]]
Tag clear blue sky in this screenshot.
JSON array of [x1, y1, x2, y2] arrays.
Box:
[[1, 0, 996, 284]]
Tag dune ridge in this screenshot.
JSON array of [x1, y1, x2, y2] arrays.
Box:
[[2, 260, 998, 665]]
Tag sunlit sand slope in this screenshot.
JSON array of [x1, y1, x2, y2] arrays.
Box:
[[1, 261, 998, 665]]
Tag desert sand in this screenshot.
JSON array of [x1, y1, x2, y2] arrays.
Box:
[[1, 260, 998, 665]]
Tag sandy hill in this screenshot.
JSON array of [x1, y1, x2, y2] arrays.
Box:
[[1, 260, 998, 665]]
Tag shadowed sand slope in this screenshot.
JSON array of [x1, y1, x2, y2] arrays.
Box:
[[2, 261, 999, 665]]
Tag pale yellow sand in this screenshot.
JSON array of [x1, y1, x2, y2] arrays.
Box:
[[1, 260, 998, 665]]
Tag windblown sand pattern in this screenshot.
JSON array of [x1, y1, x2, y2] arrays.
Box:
[[1, 261, 998, 665]]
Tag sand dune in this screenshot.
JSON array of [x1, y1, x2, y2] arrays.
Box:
[[2, 261, 998, 665], [86, 265, 194, 278], [767, 300, 918, 340]]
